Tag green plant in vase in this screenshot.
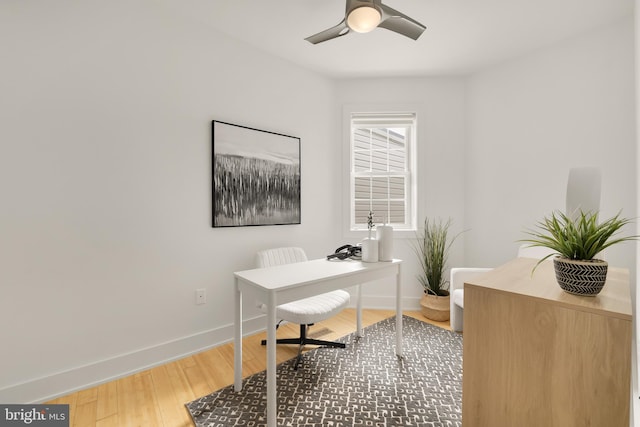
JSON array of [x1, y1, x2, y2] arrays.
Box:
[[413, 217, 461, 320], [414, 218, 459, 296], [521, 210, 637, 295]]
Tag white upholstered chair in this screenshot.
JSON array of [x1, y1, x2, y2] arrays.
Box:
[[450, 167, 602, 332], [449, 245, 555, 332], [449, 268, 491, 333], [256, 247, 351, 369]]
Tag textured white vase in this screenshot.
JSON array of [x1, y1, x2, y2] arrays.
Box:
[[361, 237, 378, 263], [376, 225, 394, 261]]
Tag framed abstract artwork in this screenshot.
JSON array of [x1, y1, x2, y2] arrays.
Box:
[[212, 120, 301, 227]]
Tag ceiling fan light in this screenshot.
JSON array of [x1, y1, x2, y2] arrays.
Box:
[[346, 6, 381, 33]]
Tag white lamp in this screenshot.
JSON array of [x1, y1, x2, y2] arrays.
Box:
[[346, 6, 381, 33], [566, 167, 601, 221]]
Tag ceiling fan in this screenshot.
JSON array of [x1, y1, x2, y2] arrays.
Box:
[[305, 0, 426, 44]]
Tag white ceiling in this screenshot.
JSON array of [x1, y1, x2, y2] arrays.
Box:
[[160, 0, 633, 78]]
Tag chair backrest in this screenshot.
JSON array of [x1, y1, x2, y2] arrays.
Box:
[[256, 247, 308, 268]]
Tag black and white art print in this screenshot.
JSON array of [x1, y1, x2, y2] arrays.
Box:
[[212, 121, 301, 227]]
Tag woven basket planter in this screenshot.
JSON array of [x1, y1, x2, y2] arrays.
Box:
[[553, 257, 608, 296], [420, 291, 450, 321]]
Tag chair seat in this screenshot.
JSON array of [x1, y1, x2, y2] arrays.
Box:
[[256, 247, 350, 370], [453, 288, 464, 309], [262, 290, 350, 325]]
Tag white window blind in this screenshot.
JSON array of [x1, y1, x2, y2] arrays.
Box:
[[350, 113, 416, 231]]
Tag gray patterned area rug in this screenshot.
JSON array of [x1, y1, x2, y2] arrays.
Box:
[[185, 315, 462, 427]]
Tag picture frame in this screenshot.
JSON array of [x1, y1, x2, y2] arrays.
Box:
[[212, 120, 301, 227]]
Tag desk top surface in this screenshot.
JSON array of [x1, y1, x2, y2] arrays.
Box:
[[465, 257, 631, 320], [234, 258, 402, 291]]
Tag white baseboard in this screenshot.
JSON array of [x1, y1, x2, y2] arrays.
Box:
[[0, 315, 266, 404], [0, 299, 422, 404]]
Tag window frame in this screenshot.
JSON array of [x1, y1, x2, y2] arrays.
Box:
[[342, 105, 419, 239]]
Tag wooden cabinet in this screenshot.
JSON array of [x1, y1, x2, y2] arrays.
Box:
[[462, 257, 632, 427]]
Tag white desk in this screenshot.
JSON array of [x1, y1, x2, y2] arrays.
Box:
[[234, 258, 403, 427]]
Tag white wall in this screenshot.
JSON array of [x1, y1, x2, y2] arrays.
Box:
[[0, 1, 339, 402], [335, 78, 467, 308], [468, 19, 637, 425], [466, 17, 636, 272]]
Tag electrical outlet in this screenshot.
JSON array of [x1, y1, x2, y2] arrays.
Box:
[[196, 288, 206, 305]]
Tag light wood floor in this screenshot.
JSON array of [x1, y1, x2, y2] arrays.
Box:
[[46, 309, 449, 427]]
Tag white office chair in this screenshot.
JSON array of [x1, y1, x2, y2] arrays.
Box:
[[256, 247, 351, 369]]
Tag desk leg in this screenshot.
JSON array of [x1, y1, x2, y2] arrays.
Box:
[[266, 291, 277, 427], [356, 284, 363, 337], [234, 280, 243, 391], [395, 264, 403, 357]]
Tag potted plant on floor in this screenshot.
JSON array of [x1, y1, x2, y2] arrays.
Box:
[[521, 210, 637, 296], [414, 217, 460, 321]]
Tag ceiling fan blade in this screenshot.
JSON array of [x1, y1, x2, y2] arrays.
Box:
[[305, 20, 350, 44], [377, 2, 426, 40]]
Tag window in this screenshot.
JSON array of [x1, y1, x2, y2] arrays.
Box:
[[348, 112, 417, 232]]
